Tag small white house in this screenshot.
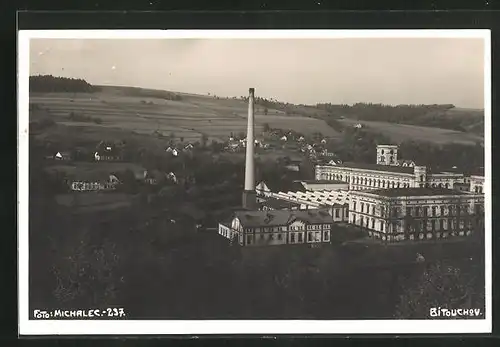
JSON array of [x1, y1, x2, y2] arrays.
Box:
[[298, 136, 305, 142], [166, 172, 178, 183], [354, 123, 363, 129], [321, 139, 327, 144], [280, 135, 288, 141], [54, 151, 72, 160]]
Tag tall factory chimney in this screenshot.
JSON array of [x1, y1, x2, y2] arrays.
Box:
[[242, 87, 256, 210]]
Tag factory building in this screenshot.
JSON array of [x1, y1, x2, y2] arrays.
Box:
[[218, 209, 335, 246], [315, 145, 466, 191], [349, 187, 485, 242]]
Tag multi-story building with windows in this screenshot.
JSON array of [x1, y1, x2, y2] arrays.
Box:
[[315, 145, 465, 191], [218, 209, 335, 247], [348, 187, 485, 242], [470, 175, 485, 194]]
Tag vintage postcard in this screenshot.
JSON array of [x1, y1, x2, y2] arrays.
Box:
[[18, 29, 491, 335]]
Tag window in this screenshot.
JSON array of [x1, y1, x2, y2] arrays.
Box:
[[431, 220, 436, 231], [298, 233, 303, 242], [353, 202, 357, 211], [335, 209, 340, 218], [246, 235, 253, 245], [381, 222, 384, 232], [323, 231, 330, 242], [371, 218, 375, 229], [290, 233, 295, 243], [361, 203, 364, 213], [440, 206, 445, 216], [439, 219, 444, 230], [406, 207, 412, 216], [308, 232, 312, 242], [432, 206, 436, 216]]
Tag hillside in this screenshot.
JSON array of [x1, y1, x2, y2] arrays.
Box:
[[28, 76, 484, 146], [30, 86, 341, 143], [315, 102, 484, 136]]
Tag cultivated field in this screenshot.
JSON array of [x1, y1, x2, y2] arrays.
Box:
[[44, 162, 146, 177], [30, 89, 341, 143], [55, 192, 136, 213], [339, 118, 484, 146]]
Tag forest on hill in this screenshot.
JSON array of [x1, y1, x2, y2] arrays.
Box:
[[316, 102, 484, 135], [29, 75, 96, 93]]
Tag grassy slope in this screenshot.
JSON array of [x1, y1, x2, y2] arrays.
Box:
[[30, 85, 484, 146], [30, 86, 341, 143]]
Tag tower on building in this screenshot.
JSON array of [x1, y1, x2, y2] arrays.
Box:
[[413, 166, 427, 188], [242, 88, 257, 209], [376, 145, 398, 166]]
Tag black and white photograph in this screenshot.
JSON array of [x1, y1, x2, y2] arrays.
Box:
[[18, 30, 491, 335]]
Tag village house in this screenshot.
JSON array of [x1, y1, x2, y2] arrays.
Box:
[[143, 170, 165, 185], [165, 146, 180, 157], [284, 160, 302, 172], [70, 172, 121, 192], [54, 151, 72, 161], [94, 141, 123, 162]]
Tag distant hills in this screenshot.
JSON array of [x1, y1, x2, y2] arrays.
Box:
[[29, 75, 484, 137]]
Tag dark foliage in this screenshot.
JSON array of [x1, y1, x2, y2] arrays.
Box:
[[30, 75, 95, 93], [317, 103, 484, 135]]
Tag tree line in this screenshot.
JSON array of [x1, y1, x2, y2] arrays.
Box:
[[316, 102, 484, 134], [29, 75, 95, 93], [324, 127, 484, 172]]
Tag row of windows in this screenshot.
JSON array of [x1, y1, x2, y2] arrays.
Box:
[[351, 213, 473, 233], [71, 182, 115, 191], [245, 231, 330, 245], [352, 202, 473, 218], [247, 223, 331, 233], [369, 230, 472, 241]]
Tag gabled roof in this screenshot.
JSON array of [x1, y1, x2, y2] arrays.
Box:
[[234, 209, 332, 228]]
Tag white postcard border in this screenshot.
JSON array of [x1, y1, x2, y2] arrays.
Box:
[[18, 29, 492, 335]]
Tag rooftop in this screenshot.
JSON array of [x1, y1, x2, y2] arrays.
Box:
[[263, 180, 307, 193], [260, 197, 302, 210], [234, 209, 333, 228], [338, 162, 415, 174], [359, 187, 470, 197], [300, 179, 347, 185]]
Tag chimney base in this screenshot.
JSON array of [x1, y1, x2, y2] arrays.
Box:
[[242, 190, 257, 210]]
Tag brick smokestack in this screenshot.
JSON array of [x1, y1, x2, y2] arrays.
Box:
[[242, 87, 256, 209]]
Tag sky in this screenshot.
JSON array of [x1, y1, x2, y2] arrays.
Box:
[[29, 37, 485, 108]]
